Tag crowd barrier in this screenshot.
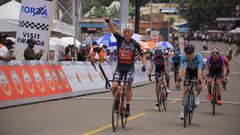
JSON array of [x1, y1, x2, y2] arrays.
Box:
[[0, 60, 151, 108]]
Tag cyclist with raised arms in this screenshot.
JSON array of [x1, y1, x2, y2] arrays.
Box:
[[105, 18, 147, 116], [206, 47, 227, 105], [148, 46, 169, 106], [176, 44, 203, 119]]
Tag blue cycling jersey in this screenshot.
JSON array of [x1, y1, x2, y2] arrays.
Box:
[[180, 53, 203, 70]]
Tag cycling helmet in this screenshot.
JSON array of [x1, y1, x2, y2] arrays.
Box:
[[155, 43, 162, 50], [211, 46, 220, 55], [184, 44, 195, 54], [123, 23, 134, 31]]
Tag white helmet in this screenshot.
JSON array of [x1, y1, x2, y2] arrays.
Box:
[[155, 43, 162, 50], [123, 23, 134, 31]]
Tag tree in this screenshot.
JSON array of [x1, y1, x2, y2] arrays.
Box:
[[89, 4, 108, 18], [184, 0, 239, 30], [108, 5, 120, 18]]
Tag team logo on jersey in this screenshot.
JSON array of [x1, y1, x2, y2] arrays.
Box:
[[33, 69, 45, 92], [22, 69, 35, 93], [43, 68, 55, 91], [0, 71, 11, 96], [51, 69, 62, 90], [10, 70, 24, 95]]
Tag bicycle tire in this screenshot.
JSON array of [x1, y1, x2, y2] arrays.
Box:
[[112, 93, 120, 132], [162, 85, 167, 111], [121, 93, 127, 128], [184, 110, 189, 128], [156, 84, 161, 112], [212, 86, 216, 116], [189, 93, 194, 124]]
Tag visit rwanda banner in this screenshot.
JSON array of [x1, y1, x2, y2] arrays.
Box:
[[15, 0, 53, 60]]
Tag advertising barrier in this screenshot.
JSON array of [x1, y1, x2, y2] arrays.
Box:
[[0, 60, 151, 108]]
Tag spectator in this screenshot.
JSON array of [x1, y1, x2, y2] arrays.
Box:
[[77, 45, 88, 61], [0, 34, 11, 61], [24, 39, 44, 60]]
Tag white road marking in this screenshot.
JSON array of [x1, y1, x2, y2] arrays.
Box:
[[77, 97, 240, 105]]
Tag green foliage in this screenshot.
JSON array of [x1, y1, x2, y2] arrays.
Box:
[[108, 4, 120, 18], [89, 4, 108, 18], [184, 0, 239, 30]]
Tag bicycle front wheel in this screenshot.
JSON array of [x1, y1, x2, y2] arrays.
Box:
[[212, 86, 216, 116], [112, 93, 120, 132], [184, 110, 189, 128], [121, 93, 127, 128], [162, 86, 167, 111], [156, 85, 161, 112]]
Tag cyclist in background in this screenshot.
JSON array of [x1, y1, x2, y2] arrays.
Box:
[[176, 44, 203, 119], [148, 47, 169, 105], [105, 17, 146, 116], [206, 47, 227, 105], [172, 48, 181, 85]]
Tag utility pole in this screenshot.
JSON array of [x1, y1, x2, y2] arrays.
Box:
[[150, 0, 153, 34], [135, 0, 140, 34], [120, 0, 129, 33], [168, 0, 172, 41]]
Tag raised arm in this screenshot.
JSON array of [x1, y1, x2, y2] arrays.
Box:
[[105, 17, 117, 34]]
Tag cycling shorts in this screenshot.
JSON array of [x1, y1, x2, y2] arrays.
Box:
[[184, 68, 198, 86], [113, 67, 134, 83], [207, 68, 223, 78], [155, 67, 166, 80]]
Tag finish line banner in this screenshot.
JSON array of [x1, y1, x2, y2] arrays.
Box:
[[15, 0, 53, 60]]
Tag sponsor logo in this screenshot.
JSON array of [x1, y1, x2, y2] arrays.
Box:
[[0, 71, 11, 96], [10, 70, 24, 95], [22, 69, 35, 93], [88, 72, 93, 82], [43, 68, 55, 91], [21, 5, 48, 17], [58, 69, 70, 89], [99, 71, 104, 80], [51, 69, 62, 90], [33, 69, 45, 92], [76, 72, 82, 83]]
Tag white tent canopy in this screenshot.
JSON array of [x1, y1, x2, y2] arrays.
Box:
[[0, 0, 75, 36], [229, 27, 240, 33]]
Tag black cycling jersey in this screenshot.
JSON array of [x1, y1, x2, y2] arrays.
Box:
[[114, 32, 143, 73]]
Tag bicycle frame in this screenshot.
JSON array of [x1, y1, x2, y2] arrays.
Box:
[[183, 77, 198, 128], [211, 75, 218, 116]]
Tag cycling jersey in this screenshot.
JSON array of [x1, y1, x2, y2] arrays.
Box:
[[206, 55, 225, 78], [179, 53, 203, 86], [180, 53, 203, 70], [114, 33, 143, 73], [206, 55, 224, 70], [151, 54, 167, 80]]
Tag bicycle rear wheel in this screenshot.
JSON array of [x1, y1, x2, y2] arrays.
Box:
[[121, 94, 127, 128], [112, 93, 120, 132], [212, 86, 216, 116]]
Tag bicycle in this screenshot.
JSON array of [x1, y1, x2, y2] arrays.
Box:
[[211, 75, 218, 116], [182, 77, 199, 128], [98, 63, 128, 132], [149, 72, 168, 112]]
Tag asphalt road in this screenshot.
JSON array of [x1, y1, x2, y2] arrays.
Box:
[[0, 41, 240, 135]]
